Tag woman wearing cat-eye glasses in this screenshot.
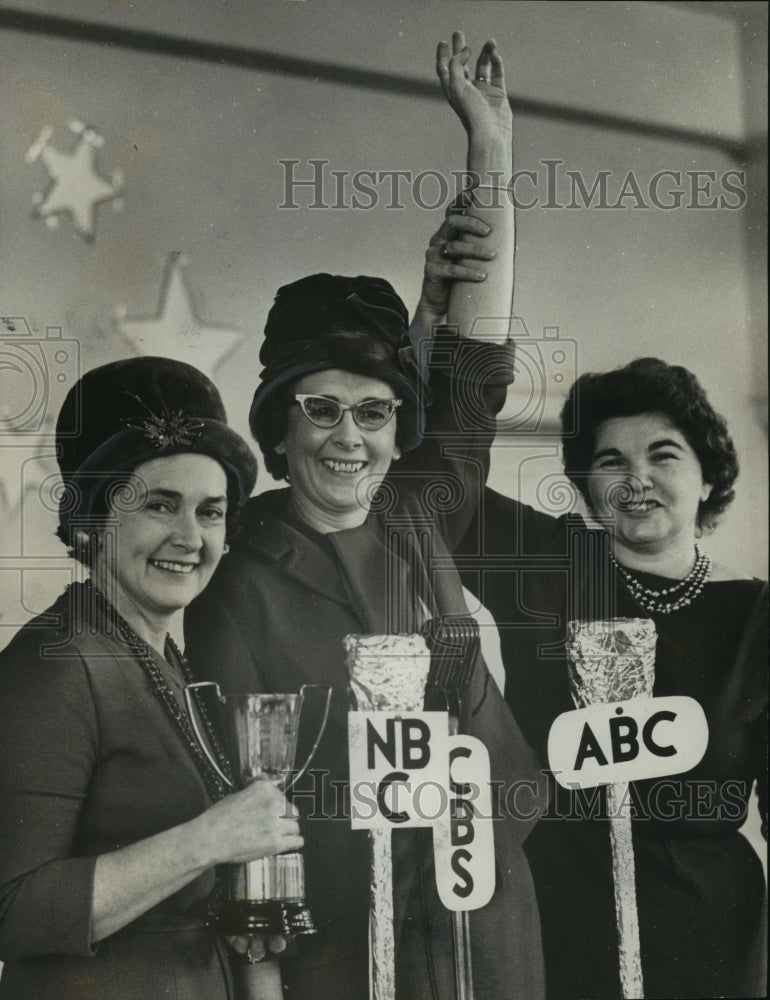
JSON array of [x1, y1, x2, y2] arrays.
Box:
[[186, 32, 547, 1000]]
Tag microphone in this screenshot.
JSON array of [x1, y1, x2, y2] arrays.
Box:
[[421, 614, 480, 735]]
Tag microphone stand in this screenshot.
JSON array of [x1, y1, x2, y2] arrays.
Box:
[[422, 615, 481, 1000]]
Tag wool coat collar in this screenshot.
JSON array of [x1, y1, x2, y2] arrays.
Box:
[[236, 489, 433, 633]]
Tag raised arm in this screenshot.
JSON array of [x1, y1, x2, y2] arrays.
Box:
[[411, 32, 514, 349]]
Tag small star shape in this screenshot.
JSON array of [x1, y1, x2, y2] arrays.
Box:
[[28, 122, 123, 240]]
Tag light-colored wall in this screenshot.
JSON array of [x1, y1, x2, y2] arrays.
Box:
[[1, 0, 766, 647]]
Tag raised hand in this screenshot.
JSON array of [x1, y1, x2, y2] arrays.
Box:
[[431, 32, 514, 342], [436, 31, 512, 146]]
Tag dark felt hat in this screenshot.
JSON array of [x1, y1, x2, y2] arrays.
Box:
[[56, 356, 257, 539], [249, 273, 426, 451]]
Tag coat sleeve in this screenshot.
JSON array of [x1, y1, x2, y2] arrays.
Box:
[[394, 330, 516, 552], [0, 638, 99, 960]]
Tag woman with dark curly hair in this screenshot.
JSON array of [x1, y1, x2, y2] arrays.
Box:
[[458, 356, 767, 999], [561, 357, 739, 535]]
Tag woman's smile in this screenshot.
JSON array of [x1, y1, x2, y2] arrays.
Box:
[[279, 369, 401, 533], [148, 558, 200, 575], [588, 412, 711, 562], [320, 457, 367, 474], [93, 453, 228, 635], [618, 498, 662, 514]]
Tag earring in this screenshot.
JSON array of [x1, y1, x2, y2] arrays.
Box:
[[223, 543, 230, 554]]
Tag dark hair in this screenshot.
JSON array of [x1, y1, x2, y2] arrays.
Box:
[[254, 327, 412, 481], [58, 468, 245, 567], [561, 357, 738, 532]]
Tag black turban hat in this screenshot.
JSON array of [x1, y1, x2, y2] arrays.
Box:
[[249, 273, 426, 451]]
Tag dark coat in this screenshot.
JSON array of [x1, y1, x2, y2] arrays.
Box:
[[186, 337, 547, 1000], [0, 585, 235, 1000], [457, 487, 768, 999]]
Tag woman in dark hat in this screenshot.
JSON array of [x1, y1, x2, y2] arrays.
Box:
[[0, 357, 301, 1000], [187, 34, 547, 1000]]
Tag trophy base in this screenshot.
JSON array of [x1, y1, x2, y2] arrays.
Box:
[[216, 899, 317, 938]]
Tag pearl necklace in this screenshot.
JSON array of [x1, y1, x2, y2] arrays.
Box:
[[610, 544, 712, 615], [87, 582, 232, 801]]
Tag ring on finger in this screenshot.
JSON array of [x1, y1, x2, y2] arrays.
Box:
[[475, 75, 489, 83], [247, 946, 261, 964], [440, 244, 451, 260]]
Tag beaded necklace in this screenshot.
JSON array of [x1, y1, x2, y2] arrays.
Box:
[[610, 544, 712, 615], [88, 582, 232, 801]]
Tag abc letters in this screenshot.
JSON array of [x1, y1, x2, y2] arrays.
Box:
[[548, 696, 709, 789]]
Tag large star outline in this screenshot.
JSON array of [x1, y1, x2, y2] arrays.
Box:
[[116, 256, 243, 377]]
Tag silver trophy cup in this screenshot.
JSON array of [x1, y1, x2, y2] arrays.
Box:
[[185, 682, 332, 938]]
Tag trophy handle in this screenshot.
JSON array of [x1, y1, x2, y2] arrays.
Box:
[[283, 685, 333, 792], [184, 681, 234, 789]]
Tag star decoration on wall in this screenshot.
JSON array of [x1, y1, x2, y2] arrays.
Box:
[[26, 120, 124, 241], [116, 256, 243, 377]]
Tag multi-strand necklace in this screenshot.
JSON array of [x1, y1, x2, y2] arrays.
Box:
[[88, 582, 232, 801], [610, 544, 712, 615]]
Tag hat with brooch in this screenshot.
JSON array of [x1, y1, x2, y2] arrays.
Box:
[[55, 356, 257, 542]]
